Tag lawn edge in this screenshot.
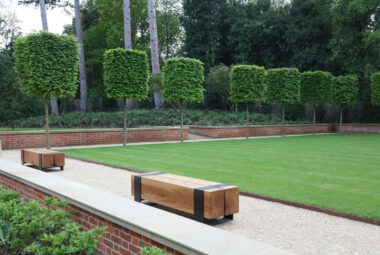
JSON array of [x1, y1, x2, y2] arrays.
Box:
[[66, 156, 380, 227]]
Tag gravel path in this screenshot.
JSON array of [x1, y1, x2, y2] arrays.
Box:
[[1, 149, 379, 255]]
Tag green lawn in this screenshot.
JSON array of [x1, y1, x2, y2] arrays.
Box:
[[61, 134, 380, 219]]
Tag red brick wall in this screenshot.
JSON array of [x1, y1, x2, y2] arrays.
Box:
[[0, 128, 188, 150], [338, 124, 380, 134], [0, 173, 183, 255], [189, 124, 336, 138]]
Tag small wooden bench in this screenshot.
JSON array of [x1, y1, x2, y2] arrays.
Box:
[[21, 149, 65, 170], [131, 172, 239, 222]]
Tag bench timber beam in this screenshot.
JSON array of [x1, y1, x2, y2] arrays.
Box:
[[131, 172, 239, 223]]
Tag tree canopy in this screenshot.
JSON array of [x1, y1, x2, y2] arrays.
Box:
[[332, 75, 358, 107]]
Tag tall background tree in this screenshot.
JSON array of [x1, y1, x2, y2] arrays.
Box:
[[162, 58, 204, 142], [300, 71, 333, 134], [74, 0, 88, 112], [371, 73, 380, 106], [266, 68, 301, 135], [14, 32, 78, 148], [230, 65, 266, 139], [147, 0, 163, 109], [103, 48, 149, 146]]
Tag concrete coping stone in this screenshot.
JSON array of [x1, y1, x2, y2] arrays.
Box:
[[0, 126, 188, 135], [188, 124, 334, 129], [0, 160, 289, 255]]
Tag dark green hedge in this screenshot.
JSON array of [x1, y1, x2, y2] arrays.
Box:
[[300, 71, 333, 105], [103, 48, 149, 100], [266, 68, 300, 104], [332, 75, 358, 107], [1, 110, 288, 128], [230, 65, 266, 103], [162, 57, 205, 104], [371, 72, 380, 106], [14, 31, 78, 98]]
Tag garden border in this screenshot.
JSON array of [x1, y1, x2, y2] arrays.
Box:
[[66, 156, 380, 227]]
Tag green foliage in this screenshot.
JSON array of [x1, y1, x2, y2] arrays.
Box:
[[230, 65, 266, 103], [140, 246, 172, 255], [103, 48, 149, 100], [332, 75, 358, 107], [371, 72, 380, 106], [0, 187, 105, 254], [2, 110, 285, 128], [14, 31, 79, 98], [162, 57, 205, 104], [266, 68, 300, 104], [300, 71, 333, 105], [204, 64, 231, 110]]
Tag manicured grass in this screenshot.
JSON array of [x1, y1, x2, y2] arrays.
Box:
[[61, 134, 380, 219]]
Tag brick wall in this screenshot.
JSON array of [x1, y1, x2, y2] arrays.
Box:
[[0, 173, 183, 255], [189, 124, 336, 138], [338, 124, 380, 134], [0, 128, 188, 150]]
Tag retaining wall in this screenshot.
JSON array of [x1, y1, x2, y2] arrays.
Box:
[[0, 160, 286, 255], [0, 127, 188, 150]]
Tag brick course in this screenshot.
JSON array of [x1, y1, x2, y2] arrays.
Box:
[[0, 128, 188, 150], [0, 173, 184, 255]]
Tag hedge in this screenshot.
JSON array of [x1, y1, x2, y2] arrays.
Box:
[[300, 71, 333, 105], [332, 75, 358, 107]]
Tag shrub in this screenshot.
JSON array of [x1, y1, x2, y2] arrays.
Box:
[[332, 75, 358, 131], [140, 246, 172, 255], [0, 187, 105, 254], [230, 65, 266, 138], [14, 31, 79, 148], [162, 57, 205, 142], [103, 48, 149, 145], [300, 71, 333, 134], [266, 68, 300, 135], [371, 72, 380, 106]]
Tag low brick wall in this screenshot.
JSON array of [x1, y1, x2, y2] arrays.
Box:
[[338, 124, 380, 134], [0, 127, 188, 150], [0, 173, 182, 255], [189, 124, 336, 138]]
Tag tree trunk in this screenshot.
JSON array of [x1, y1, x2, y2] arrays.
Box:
[[39, 0, 58, 115], [123, 0, 132, 50], [148, 0, 164, 110], [281, 104, 285, 136], [44, 97, 50, 149], [313, 104, 316, 135], [74, 0, 88, 112], [339, 108, 343, 133], [180, 100, 184, 143], [246, 103, 249, 139], [123, 98, 127, 146]]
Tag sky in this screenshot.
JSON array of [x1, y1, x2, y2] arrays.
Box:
[[2, 0, 73, 34]]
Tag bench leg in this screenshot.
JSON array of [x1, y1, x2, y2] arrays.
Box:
[[134, 176, 142, 202], [39, 154, 43, 170], [60, 166, 64, 171], [224, 214, 233, 220], [194, 189, 204, 222], [21, 150, 24, 165]]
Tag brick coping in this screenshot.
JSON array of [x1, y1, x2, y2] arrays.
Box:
[[0, 159, 288, 255], [188, 124, 333, 129], [0, 126, 188, 135]]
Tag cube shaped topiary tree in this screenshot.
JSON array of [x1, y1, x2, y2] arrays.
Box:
[[332, 75, 358, 132], [300, 71, 333, 134], [103, 48, 149, 146], [371, 72, 380, 106], [162, 57, 204, 142], [230, 65, 266, 139], [15, 31, 79, 149], [266, 68, 300, 136]]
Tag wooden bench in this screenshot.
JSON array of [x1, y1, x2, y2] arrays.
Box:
[[131, 172, 239, 222], [21, 149, 65, 170]]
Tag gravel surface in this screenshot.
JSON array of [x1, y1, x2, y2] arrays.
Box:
[[1, 149, 380, 255]]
